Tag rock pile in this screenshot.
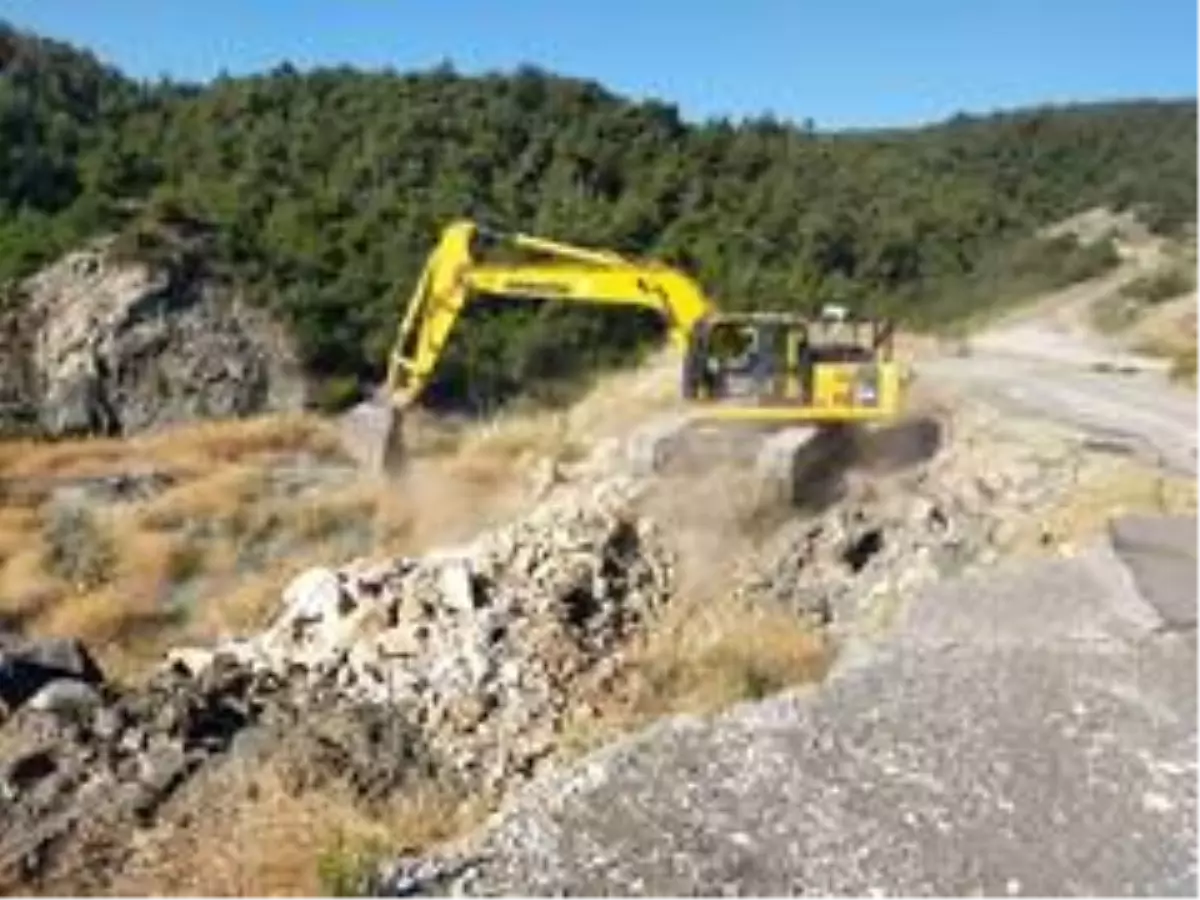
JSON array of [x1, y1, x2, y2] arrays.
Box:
[[735, 406, 1084, 628], [0, 642, 435, 891], [180, 474, 673, 789], [0, 474, 672, 890]]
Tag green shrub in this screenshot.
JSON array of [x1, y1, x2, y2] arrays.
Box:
[[316, 834, 387, 897], [42, 503, 117, 590], [1170, 346, 1197, 384], [1120, 267, 1196, 304], [1056, 237, 1122, 285], [312, 375, 364, 413], [1008, 234, 1121, 288]]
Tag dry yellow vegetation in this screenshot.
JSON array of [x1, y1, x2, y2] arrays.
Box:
[[614, 597, 831, 716], [1012, 453, 1197, 556], [0, 416, 336, 675], [0, 353, 692, 679], [84, 763, 481, 897], [0, 411, 525, 678]]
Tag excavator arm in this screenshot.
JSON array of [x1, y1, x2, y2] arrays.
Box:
[[383, 219, 715, 409]]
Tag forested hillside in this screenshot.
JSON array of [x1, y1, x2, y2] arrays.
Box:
[[2, 21, 1196, 410]]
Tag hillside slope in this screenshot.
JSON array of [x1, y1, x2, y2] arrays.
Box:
[[1, 21, 1196, 415], [0, 202, 1195, 894]]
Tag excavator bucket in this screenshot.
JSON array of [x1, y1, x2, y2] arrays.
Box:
[[337, 391, 408, 475]]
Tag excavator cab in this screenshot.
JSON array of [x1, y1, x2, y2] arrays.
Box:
[[683, 308, 900, 422]]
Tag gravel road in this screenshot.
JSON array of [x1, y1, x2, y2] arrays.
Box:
[[925, 306, 1197, 476], [925, 356, 1197, 476]]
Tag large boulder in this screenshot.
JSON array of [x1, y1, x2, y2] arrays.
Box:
[[0, 233, 308, 438]]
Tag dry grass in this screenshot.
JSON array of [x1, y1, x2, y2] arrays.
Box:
[[0, 415, 368, 675], [104, 765, 484, 897], [1169, 345, 1198, 386], [1027, 454, 1197, 552], [562, 596, 833, 759], [0, 413, 345, 483], [1134, 335, 1200, 388], [624, 599, 832, 716]]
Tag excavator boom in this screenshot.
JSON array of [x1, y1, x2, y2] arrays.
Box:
[[384, 219, 714, 409]]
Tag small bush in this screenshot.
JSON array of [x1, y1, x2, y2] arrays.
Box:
[[1120, 266, 1196, 304], [1004, 233, 1121, 288], [41, 504, 116, 590], [1140, 201, 1195, 237], [165, 537, 207, 583], [316, 833, 387, 897], [313, 375, 364, 413], [1056, 236, 1122, 285], [1170, 346, 1197, 384], [1091, 294, 1141, 334]]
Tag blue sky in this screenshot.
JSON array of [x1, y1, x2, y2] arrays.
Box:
[[1, 0, 1195, 129]]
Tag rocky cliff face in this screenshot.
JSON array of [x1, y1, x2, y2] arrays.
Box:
[[0, 236, 308, 438]]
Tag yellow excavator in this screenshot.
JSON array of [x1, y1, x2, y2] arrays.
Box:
[[356, 219, 904, 474]]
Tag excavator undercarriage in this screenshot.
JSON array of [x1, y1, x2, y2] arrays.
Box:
[[347, 219, 906, 491]]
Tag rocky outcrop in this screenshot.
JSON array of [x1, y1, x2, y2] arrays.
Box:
[[0, 234, 308, 438]]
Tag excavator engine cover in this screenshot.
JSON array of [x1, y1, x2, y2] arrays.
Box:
[[682, 312, 901, 424]]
